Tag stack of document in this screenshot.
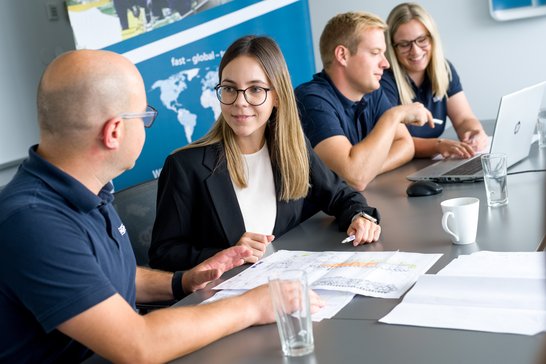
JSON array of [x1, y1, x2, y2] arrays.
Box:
[[202, 250, 442, 321], [214, 250, 441, 298], [380, 251, 546, 335]]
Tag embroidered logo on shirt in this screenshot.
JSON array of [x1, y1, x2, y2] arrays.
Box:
[[118, 224, 127, 236]]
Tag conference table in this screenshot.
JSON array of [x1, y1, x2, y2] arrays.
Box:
[[169, 121, 546, 364]]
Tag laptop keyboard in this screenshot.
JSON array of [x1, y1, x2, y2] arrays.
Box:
[[442, 157, 483, 176]]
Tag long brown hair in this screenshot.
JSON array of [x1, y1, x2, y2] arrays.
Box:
[[184, 35, 310, 201]]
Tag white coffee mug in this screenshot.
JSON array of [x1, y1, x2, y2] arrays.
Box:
[[441, 197, 480, 245]]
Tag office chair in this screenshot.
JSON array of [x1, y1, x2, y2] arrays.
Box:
[[113, 178, 175, 313], [113, 178, 158, 267]]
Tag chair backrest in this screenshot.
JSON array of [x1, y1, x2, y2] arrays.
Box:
[[113, 179, 158, 267]]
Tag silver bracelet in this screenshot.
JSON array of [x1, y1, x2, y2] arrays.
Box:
[[351, 211, 378, 224]]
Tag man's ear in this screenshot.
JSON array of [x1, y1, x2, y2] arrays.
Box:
[[101, 117, 123, 150], [334, 45, 349, 67]]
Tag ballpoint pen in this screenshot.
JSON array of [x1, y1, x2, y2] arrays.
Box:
[[341, 235, 356, 244], [343, 212, 378, 244]]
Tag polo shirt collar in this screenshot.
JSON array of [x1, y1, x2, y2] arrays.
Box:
[[406, 72, 431, 93], [23, 146, 113, 213], [318, 70, 370, 111]]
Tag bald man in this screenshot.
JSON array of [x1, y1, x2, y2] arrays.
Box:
[[0, 50, 323, 363]]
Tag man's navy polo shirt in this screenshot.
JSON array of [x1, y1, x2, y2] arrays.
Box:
[[0, 146, 137, 363], [380, 61, 462, 138], [295, 70, 393, 147]]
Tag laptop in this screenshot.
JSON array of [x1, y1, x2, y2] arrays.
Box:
[[407, 82, 545, 183]]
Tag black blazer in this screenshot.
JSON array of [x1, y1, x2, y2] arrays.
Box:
[[149, 141, 379, 271]]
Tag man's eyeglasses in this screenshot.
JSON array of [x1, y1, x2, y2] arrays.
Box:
[[121, 105, 158, 128], [215, 85, 271, 106], [393, 35, 431, 54]]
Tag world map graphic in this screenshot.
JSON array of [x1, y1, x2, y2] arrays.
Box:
[[151, 67, 220, 143]]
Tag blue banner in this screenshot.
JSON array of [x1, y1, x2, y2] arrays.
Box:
[[82, 0, 316, 190]]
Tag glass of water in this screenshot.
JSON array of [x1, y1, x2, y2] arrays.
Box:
[[480, 153, 508, 207], [269, 270, 314, 357]]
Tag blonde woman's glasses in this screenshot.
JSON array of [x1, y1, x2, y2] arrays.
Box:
[[394, 35, 431, 54]]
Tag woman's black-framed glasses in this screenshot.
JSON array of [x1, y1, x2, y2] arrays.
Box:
[[215, 85, 271, 106], [120, 105, 158, 128], [393, 35, 431, 54]]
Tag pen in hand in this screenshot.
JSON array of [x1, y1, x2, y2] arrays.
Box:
[[341, 235, 356, 244]]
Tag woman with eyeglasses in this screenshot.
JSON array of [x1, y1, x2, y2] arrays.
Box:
[[149, 35, 381, 272], [381, 2, 487, 159]]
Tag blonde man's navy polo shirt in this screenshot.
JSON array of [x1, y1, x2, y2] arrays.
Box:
[[295, 70, 393, 147]]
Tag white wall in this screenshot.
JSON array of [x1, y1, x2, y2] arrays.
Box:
[[0, 0, 75, 186], [307, 0, 546, 120]]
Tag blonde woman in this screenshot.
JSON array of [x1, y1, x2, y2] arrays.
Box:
[[150, 36, 380, 272], [381, 2, 487, 158]]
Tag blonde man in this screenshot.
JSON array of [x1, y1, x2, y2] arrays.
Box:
[[382, 2, 487, 158], [296, 11, 434, 191]]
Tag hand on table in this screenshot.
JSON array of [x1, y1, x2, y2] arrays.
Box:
[[244, 284, 325, 325], [346, 216, 381, 246], [236, 232, 275, 264], [182, 246, 252, 293]]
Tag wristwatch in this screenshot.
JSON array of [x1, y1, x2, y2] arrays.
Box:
[[351, 211, 378, 224]]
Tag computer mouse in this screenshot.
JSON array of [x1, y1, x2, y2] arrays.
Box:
[[406, 180, 443, 197]]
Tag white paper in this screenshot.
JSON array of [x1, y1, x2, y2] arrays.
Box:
[[437, 251, 546, 278], [200, 289, 355, 322], [214, 250, 442, 299], [379, 275, 546, 335], [380, 251, 546, 335]]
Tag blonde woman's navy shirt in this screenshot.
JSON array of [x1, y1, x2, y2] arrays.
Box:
[[380, 61, 462, 138]]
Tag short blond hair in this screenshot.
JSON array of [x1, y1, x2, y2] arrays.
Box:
[[320, 11, 387, 69]]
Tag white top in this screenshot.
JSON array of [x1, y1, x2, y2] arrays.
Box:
[[232, 143, 276, 235]]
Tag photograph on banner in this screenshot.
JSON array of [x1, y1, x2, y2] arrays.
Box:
[[67, 0, 234, 49], [67, 0, 315, 190]]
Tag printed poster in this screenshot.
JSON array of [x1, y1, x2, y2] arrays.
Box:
[[67, 0, 315, 190]]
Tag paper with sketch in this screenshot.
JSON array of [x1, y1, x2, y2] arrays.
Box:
[[201, 289, 355, 322], [379, 274, 546, 335], [214, 250, 442, 299], [380, 251, 546, 335]]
